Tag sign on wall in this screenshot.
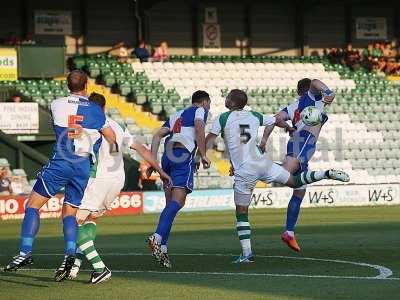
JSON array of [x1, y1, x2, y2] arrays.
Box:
[[203, 23, 221, 52], [0, 48, 17, 81], [144, 189, 234, 213], [205, 7, 218, 23], [203, 7, 221, 52], [250, 183, 399, 209], [0, 103, 39, 134], [0, 192, 143, 220], [34, 10, 72, 35], [143, 183, 400, 213], [356, 17, 387, 40]]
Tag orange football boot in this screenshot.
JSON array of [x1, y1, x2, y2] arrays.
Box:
[[281, 231, 301, 252]]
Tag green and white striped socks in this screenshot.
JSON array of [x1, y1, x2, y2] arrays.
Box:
[[236, 213, 252, 256], [76, 222, 105, 272], [293, 170, 328, 187]]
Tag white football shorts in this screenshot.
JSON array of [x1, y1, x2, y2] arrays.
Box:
[[233, 157, 290, 206], [78, 177, 124, 218]]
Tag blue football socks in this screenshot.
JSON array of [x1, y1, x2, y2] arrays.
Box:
[[286, 195, 303, 232], [156, 200, 182, 244], [63, 215, 78, 256], [20, 207, 40, 254]]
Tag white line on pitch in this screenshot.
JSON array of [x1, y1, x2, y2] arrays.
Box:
[[1, 252, 396, 280], [17, 268, 400, 281]]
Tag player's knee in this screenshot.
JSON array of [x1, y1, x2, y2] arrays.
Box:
[[62, 203, 78, 218], [293, 188, 306, 198], [76, 209, 91, 224], [26, 191, 49, 209], [235, 205, 249, 214]]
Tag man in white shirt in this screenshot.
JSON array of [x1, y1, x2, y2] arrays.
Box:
[[69, 92, 171, 284], [206, 89, 349, 263]]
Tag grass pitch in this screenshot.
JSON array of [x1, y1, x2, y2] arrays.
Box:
[[0, 206, 399, 300]]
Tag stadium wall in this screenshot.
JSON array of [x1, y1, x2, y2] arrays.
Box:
[[1, 184, 398, 220], [2, 0, 398, 56]]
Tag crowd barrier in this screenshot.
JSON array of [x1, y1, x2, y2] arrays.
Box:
[[1, 184, 398, 220]]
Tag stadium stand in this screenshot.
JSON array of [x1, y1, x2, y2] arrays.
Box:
[[71, 53, 400, 185], [2, 53, 400, 188]]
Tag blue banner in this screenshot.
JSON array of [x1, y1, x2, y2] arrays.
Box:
[[143, 189, 234, 213]]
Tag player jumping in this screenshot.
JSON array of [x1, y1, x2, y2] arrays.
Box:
[[205, 89, 349, 263], [67, 93, 172, 284], [259, 78, 335, 252], [146, 90, 211, 268], [3, 71, 116, 281]]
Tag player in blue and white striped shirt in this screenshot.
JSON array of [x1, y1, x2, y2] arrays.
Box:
[[260, 78, 335, 252], [146, 90, 211, 268], [4, 71, 116, 282]]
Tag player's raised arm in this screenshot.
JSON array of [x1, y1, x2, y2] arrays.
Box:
[[259, 111, 291, 151], [206, 113, 222, 149], [100, 126, 117, 153], [309, 79, 335, 105], [194, 108, 210, 169], [146, 123, 170, 178], [130, 141, 172, 186], [150, 126, 170, 160]]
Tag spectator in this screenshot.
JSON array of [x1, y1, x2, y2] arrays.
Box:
[[8, 93, 23, 103], [325, 41, 400, 75], [153, 41, 169, 62], [5, 32, 19, 46], [376, 56, 387, 74], [361, 55, 375, 72], [109, 41, 130, 63], [372, 42, 383, 59], [329, 48, 344, 64], [11, 169, 31, 195], [344, 43, 361, 70], [362, 44, 374, 59], [0, 162, 12, 196], [21, 34, 36, 45], [134, 40, 150, 62]]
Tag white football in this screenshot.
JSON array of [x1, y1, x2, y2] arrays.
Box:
[[301, 106, 322, 126]]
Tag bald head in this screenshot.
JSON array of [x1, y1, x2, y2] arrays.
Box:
[[67, 70, 88, 93]]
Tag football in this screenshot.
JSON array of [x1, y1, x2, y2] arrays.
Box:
[[301, 106, 322, 126]]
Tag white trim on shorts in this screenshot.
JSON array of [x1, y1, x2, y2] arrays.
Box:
[[296, 133, 312, 159], [64, 201, 80, 208], [40, 177, 55, 197]]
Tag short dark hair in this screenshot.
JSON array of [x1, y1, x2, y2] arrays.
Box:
[[89, 92, 106, 108], [191, 90, 210, 104], [67, 70, 87, 93], [297, 78, 311, 96], [228, 89, 247, 109]]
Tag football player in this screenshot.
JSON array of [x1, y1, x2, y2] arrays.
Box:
[[146, 90, 211, 268], [206, 89, 348, 263], [68, 92, 171, 284], [259, 79, 335, 252], [4, 71, 116, 281]]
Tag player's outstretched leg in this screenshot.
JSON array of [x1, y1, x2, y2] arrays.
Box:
[[233, 210, 254, 263], [76, 222, 111, 284], [55, 214, 78, 282], [147, 199, 182, 268], [289, 169, 350, 188]]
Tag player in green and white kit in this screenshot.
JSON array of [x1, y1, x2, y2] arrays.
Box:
[[68, 93, 171, 284], [206, 89, 349, 263]]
